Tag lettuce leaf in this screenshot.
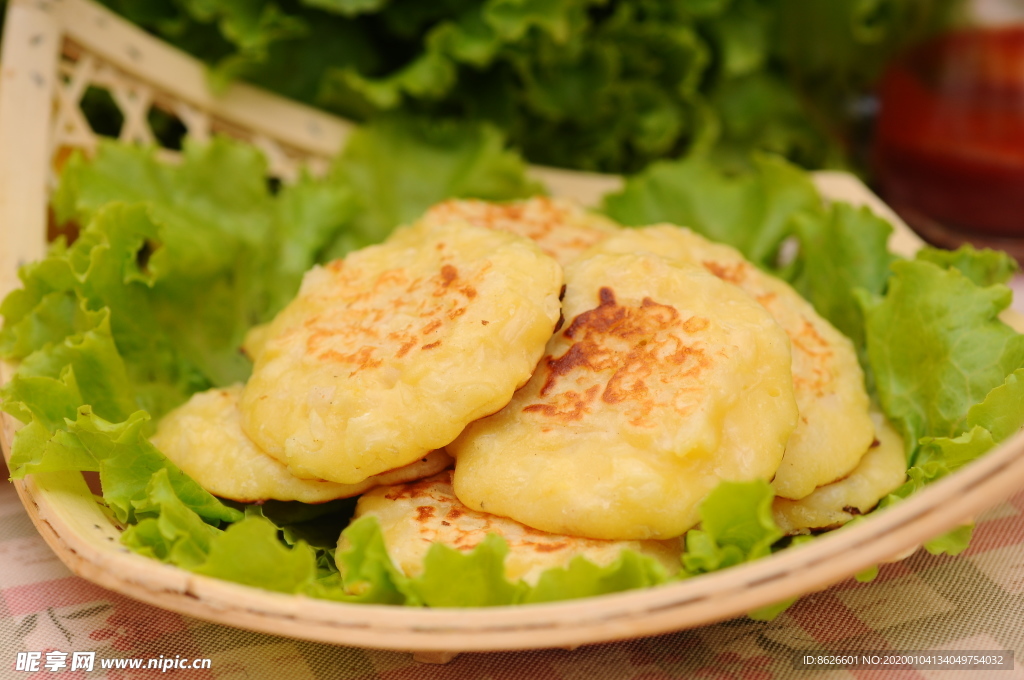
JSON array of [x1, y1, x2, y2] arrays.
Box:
[[193, 515, 319, 592], [0, 286, 104, 361], [885, 369, 1024, 503], [2, 276, 240, 528], [523, 551, 671, 605], [708, 71, 843, 173], [965, 367, 1024, 442], [859, 261, 1024, 457], [99, 0, 953, 174], [2, 306, 134, 426], [792, 203, 897, 351], [880, 370, 1023, 556], [682, 480, 782, 575], [10, 406, 240, 526], [328, 516, 673, 606], [323, 515, 418, 605], [411, 534, 528, 607], [916, 245, 1019, 288], [601, 154, 819, 267], [52, 138, 354, 370], [679, 480, 800, 620], [11, 170, 254, 415], [322, 115, 542, 258], [122, 468, 225, 568], [924, 525, 974, 557]]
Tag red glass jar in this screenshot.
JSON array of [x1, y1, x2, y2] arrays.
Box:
[[873, 26, 1024, 256]]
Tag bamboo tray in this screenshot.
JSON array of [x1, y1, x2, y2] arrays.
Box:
[[2, 0, 1023, 656]]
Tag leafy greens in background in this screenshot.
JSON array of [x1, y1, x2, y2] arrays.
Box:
[[3, 121, 1023, 607], [76, 0, 959, 174]]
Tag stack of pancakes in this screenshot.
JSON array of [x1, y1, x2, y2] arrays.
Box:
[[152, 197, 907, 585]]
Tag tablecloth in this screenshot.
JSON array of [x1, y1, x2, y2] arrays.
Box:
[[1, 453, 1022, 680]]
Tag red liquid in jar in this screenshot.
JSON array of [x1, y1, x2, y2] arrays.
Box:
[[873, 27, 1024, 238]]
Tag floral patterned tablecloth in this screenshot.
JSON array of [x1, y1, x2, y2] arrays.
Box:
[[1, 453, 1022, 680]]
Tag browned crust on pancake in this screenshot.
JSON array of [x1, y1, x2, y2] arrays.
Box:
[[522, 287, 712, 428]]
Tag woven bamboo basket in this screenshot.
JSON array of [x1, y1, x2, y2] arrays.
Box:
[[2, 0, 1023, 658]]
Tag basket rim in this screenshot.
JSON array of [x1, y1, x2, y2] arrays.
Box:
[[7, 416, 1023, 651]]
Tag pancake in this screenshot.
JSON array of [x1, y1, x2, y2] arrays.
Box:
[[773, 412, 907, 533], [241, 322, 271, 362], [420, 197, 619, 266], [151, 385, 453, 503], [239, 219, 563, 484], [345, 471, 683, 585], [449, 251, 798, 540], [588, 225, 875, 500]]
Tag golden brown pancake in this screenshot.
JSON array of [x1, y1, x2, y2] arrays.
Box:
[[241, 322, 271, 362], [449, 251, 798, 540], [773, 411, 907, 533], [588, 225, 875, 500], [239, 219, 563, 484], [420, 197, 619, 266], [151, 385, 453, 503], [346, 472, 683, 585]]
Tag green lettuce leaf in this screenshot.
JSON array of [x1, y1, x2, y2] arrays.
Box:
[[99, 0, 955, 174], [318, 515, 418, 604], [411, 534, 528, 607], [324, 515, 673, 606], [792, 203, 897, 350], [123, 481, 321, 591], [193, 515, 319, 592], [524, 551, 671, 604], [7, 138, 360, 418], [75, 408, 241, 525], [924, 525, 974, 557], [0, 287, 104, 360], [257, 498, 359, 552], [965, 368, 1024, 442], [859, 261, 1024, 457], [7, 364, 239, 528], [6, 420, 97, 478], [322, 116, 542, 258], [54, 136, 354, 317], [886, 369, 1024, 502], [917, 426, 997, 474], [1, 306, 133, 428], [682, 480, 782, 575], [916, 245, 1019, 288], [302, 0, 390, 17], [181, 0, 308, 91], [708, 72, 843, 173], [854, 565, 879, 583], [678, 479, 793, 621], [269, 177, 359, 312], [337, 0, 588, 109], [16, 314, 136, 424], [122, 468, 224, 568], [340, 52, 457, 110], [748, 598, 798, 622], [601, 154, 820, 267]]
